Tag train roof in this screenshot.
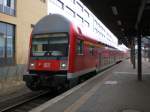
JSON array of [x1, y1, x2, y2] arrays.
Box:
[[32, 14, 124, 50], [32, 14, 71, 35]]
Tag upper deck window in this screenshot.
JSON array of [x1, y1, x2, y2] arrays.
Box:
[[89, 46, 94, 55]]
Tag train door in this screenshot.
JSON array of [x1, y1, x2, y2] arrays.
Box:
[[98, 53, 101, 70]]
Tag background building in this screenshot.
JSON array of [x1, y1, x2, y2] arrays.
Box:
[[0, 0, 47, 66], [0, 0, 47, 93], [48, 0, 119, 49]]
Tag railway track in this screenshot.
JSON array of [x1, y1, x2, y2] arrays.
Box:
[[0, 73, 95, 112], [0, 62, 120, 112], [0, 90, 61, 112]]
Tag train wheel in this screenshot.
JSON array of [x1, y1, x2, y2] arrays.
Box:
[[68, 78, 79, 88], [26, 80, 41, 91]]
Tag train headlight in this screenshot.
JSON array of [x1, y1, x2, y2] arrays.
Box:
[[60, 62, 68, 70], [29, 62, 35, 69], [31, 63, 35, 66], [62, 63, 66, 67]]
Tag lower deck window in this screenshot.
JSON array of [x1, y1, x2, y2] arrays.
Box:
[[0, 22, 15, 65]]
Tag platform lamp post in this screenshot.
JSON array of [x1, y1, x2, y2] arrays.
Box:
[[130, 43, 133, 66], [133, 37, 136, 69], [137, 33, 142, 81], [148, 39, 150, 62], [131, 37, 136, 69], [135, 0, 146, 81]]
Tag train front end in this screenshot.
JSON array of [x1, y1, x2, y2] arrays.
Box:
[[23, 14, 71, 91]]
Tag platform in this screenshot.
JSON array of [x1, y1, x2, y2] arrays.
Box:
[[30, 59, 150, 112]]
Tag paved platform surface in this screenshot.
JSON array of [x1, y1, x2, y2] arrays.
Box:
[[31, 59, 150, 112]]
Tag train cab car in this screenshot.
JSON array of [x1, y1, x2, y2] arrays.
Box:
[[23, 14, 96, 90], [23, 14, 126, 91]]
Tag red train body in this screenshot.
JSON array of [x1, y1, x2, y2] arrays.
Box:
[[23, 14, 127, 90]]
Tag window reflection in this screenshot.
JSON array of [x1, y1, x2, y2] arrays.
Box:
[[7, 36, 13, 57], [0, 0, 16, 16], [0, 33, 5, 58], [0, 22, 15, 65]]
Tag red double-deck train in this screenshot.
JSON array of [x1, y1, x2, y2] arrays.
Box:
[[23, 14, 127, 91]]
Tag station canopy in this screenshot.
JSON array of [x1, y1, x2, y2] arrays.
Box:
[[81, 0, 150, 47]]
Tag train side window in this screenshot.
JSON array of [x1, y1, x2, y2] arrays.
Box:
[[76, 39, 83, 55], [89, 46, 94, 55]]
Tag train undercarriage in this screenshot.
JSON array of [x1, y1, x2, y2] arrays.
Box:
[[23, 71, 79, 91]]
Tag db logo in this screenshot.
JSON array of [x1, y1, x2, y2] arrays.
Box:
[[43, 63, 50, 68]]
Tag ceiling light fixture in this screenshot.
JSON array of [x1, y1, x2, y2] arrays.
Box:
[[111, 6, 118, 16], [117, 20, 122, 26], [121, 28, 124, 31], [147, 0, 150, 4]]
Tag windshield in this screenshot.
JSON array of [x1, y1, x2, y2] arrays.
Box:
[[31, 33, 68, 57]]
